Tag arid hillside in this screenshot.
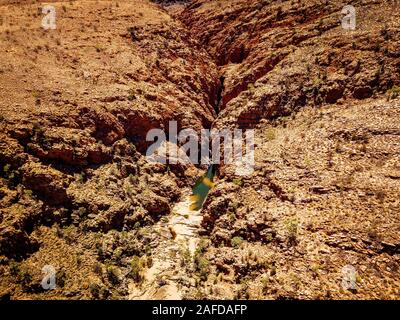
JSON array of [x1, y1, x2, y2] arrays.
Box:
[[0, 0, 217, 299], [0, 0, 399, 300], [178, 0, 400, 300]]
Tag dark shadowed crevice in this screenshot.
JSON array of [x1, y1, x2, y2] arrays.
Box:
[[214, 76, 225, 115]]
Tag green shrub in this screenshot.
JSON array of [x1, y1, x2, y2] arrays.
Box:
[[130, 256, 142, 282], [3, 164, 10, 176], [193, 239, 210, 281], [232, 178, 243, 187], [133, 221, 141, 230], [127, 89, 136, 101], [23, 189, 33, 197], [195, 256, 210, 281], [113, 247, 123, 260], [75, 207, 87, 217], [9, 260, 20, 276], [285, 219, 299, 245], [229, 201, 239, 213], [261, 275, 269, 293], [89, 283, 107, 299], [195, 239, 207, 256], [265, 128, 276, 141], [264, 233, 274, 243], [146, 256, 153, 268], [57, 269, 66, 287], [106, 265, 120, 284], [62, 225, 78, 243], [387, 85, 400, 100], [231, 236, 244, 248], [181, 247, 191, 267], [18, 269, 32, 289]]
